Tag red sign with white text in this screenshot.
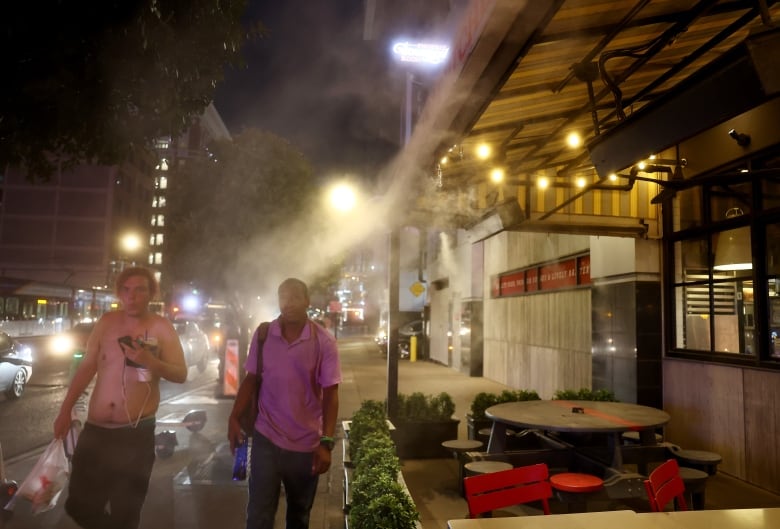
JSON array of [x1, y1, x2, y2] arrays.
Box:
[[493, 253, 590, 298], [539, 260, 577, 290], [499, 271, 525, 296], [578, 255, 591, 285]]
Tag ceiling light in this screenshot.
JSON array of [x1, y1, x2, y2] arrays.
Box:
[[566, 132, 582, 148], [476, 144, 491, 160], [608, 173, 618, 181], [490, 168, 504, 183], [440, 156, 448, 165], [575, 177, 587, 188], [537, 176, 550, 190]]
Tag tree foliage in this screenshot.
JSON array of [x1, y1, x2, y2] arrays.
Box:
[[1, 1, 257, 178], [164, 128, 319, 298]]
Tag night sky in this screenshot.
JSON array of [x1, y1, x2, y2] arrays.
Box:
[[213, 1, 405, 182]]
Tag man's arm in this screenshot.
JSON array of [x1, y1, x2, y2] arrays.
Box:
[[321, 384, 339, 439], [312, 384, 339, 475], [227, 373, 259, 453], [53, 319, 102, 438], [129, 318, 187, 383]]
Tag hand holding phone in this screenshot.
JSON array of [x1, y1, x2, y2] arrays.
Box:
[[118, 336, 144, 368]]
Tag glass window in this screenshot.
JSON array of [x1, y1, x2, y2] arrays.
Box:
[[710, 183, 752, 222], [674, 238, 708, 283], [673, 187, 702, 231], [762, 174, 780, 211], [712, 227, 752, 278]]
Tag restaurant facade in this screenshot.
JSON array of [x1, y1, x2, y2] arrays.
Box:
[[400, 1, 780, 494]]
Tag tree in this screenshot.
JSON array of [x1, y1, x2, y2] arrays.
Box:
[[165, 128, 331, 304], [1, 1, 257, 178]]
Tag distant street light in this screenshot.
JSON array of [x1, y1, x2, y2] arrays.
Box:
[[328, 182, 357, 213], [121, 233, 142, 254]]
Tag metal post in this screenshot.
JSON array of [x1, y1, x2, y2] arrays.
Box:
[[387, 228, 400, 420]]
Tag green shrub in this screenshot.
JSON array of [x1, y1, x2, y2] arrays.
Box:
[[395, 391, 455, 422], [347, 399, 419, 529], [348, 399, 390, 461], [349, 482, 419, 529], [469, 389, 541, 420], [553, 388, 618, 401]]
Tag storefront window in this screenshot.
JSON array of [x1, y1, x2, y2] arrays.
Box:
[[668, 174, 779, 364], [768, 222, 780, 359]]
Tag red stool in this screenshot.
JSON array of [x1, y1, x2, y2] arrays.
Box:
[[550, 473, 604, 512]]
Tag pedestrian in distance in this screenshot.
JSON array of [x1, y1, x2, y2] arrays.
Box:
[[53, 266, 188, 529], [228, 277, 342, 529]]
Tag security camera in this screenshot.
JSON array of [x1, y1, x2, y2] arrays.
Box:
[[728, 129, 751, 147]]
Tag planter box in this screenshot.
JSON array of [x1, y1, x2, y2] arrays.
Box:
[[466, 414, 493, 443], [391, 418, 460, 459]]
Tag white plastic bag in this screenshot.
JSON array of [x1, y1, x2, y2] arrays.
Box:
[[5, 439, 70, 514]]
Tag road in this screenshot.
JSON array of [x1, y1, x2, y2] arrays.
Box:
[[0, 336, 220, 462]]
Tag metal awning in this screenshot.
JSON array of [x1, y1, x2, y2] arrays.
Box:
[[406, 0, 780, 238]]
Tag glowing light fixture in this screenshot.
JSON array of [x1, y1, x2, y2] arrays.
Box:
[[391, 41, 450, 65], [537, 176, 550, 190], [609, 173, 618, 182], [121, 233, 142, 253], [637, 161, 647, 170], [476, 144, 491, 160], [440, 156, 448, 165], [566, 132, 582, 148], [576, 177, 587, 188], [713, 208, 752, 271], [329, 183, 357, 213], [490, 168, 504, 183]]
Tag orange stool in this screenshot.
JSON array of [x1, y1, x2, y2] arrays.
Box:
[[550, 472, 604, 512]]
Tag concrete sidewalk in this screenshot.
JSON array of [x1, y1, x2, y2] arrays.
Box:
[[3, 335, 779, 528]]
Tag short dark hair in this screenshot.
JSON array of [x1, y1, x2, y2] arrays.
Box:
[[278, 278, 309, 299], [115, 267, 158, 298]]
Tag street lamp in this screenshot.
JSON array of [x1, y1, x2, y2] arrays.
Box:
[[328, 182, 357, 213], [120, 232, 143, 267]]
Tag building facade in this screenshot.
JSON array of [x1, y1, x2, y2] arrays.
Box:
[[400, 0, 780, 494]]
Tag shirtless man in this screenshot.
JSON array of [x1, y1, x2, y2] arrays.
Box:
[[53, 266, 187, 529]]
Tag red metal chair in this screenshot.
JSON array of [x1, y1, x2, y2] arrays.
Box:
[[463, 463, 552, 518], [644, 458, 689, 512]]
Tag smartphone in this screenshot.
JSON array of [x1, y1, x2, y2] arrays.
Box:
[[118, 336, 144, 368]]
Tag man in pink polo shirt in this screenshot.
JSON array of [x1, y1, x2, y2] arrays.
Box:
[[228, 277, 341, 529]]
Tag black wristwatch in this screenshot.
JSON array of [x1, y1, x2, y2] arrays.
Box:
[[320, 436, 335, 451]]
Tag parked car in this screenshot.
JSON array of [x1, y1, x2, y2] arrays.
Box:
[[376, 320, 423, 359], [173, 319, 210, 374], [0, 331, 33, 398]]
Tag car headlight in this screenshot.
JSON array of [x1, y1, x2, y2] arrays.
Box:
[[50, 335, 75, 355]]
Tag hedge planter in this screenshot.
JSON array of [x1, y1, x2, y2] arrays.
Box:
[[391, 418, 460, 459], [466, 414, 493, 442]]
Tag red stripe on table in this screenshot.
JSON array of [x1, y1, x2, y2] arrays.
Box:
[[553, 400, 641, 430]]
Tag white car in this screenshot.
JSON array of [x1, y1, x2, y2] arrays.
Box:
[[0, 331, 33, 399], [173, 320, 210, 374]]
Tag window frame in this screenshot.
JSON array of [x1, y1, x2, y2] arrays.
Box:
[[665, 169, 780, 369]]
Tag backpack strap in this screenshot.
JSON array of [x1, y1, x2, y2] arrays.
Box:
[[255, 321, 270, 389]]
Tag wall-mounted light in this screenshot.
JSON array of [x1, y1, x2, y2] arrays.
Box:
[[728, 129, 751, 147]]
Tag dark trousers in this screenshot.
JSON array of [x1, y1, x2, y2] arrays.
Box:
[[246, 431, 319, 529], [65, 419, 156, 529]]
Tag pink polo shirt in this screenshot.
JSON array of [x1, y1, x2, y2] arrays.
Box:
[[244, 318, 341, 452]]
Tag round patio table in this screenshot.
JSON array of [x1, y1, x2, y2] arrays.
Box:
[[485, 400, 670, 468]]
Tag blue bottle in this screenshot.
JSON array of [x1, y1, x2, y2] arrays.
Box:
[[232, 439, 248, 481]]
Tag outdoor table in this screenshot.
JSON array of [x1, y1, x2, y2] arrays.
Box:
[[485, 400, 670, 468], [447, 508, 780, 529], [636, 507, 780, 529], [448, 510, 645, 529]]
